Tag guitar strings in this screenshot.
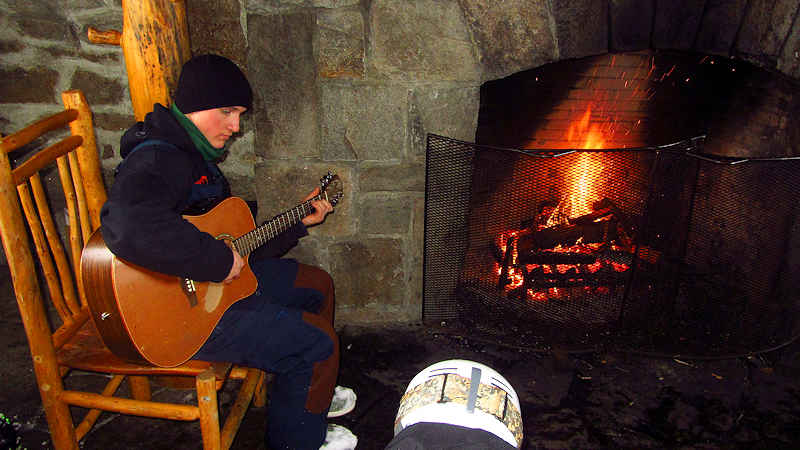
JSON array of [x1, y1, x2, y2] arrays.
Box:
[[232, 195, 321, 256]]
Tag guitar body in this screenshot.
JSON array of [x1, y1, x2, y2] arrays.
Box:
[[81, 197, 258, 367]]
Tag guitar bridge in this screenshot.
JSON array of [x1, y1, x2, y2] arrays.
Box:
[[181, 278, 199, 307]]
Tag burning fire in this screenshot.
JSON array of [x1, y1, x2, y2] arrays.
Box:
[[487, 55, 695, 303], [566, 106, 605, 149], [546, 105, 605, 227], [493, 104, 637, 303]]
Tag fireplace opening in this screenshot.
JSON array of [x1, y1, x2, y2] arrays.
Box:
[[423, 51, 800, 355], [475, 50, 772, 152]]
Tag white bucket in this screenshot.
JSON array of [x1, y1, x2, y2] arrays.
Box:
[[394, 359, 523, 448]]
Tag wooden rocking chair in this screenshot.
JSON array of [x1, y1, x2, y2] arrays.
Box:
[[0, 90, 266, 450]]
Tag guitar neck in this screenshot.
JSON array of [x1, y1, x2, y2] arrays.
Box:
[[232, 192, 326, 256]]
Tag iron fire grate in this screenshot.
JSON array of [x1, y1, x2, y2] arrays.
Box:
[[423, 134, 800, 355]]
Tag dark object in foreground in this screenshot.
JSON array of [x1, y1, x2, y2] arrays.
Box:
[[386, 422, 515, 450]]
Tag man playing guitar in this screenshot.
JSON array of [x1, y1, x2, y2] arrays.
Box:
[[99, 54, 355, 449]]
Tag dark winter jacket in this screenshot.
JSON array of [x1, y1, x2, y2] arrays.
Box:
[[100, 103, 306, 282]]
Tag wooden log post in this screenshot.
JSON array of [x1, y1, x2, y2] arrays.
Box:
[[88, 0, 191, 121], [62, 90, 106, 231]]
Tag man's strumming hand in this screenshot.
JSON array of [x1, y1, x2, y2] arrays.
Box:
[[222, 245, 244, 284]]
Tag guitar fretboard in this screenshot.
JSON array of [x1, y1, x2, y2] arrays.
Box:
[[232, 192, 327, 256]]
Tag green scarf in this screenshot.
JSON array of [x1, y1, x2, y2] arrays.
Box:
[[170, 103, 225, 161]]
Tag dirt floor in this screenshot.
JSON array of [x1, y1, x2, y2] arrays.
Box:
[[2, 268, 800, 449]]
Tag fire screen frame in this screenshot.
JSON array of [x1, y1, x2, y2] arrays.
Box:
[[423, 134, 800, 354]]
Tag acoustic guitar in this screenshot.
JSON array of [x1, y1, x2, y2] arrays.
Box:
[[80, 172, 343, 367]]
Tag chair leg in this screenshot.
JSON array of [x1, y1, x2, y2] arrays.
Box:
[[196, 368, 221, 450], [38, 371, 79, 449], [220, 368, 262, 449], [29, 320, 79, 448], [43, 391, 79, 450], [128, 375, 151, 401], [254, 371, 270, 408]]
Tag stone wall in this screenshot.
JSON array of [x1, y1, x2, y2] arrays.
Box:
[[2, 0, 800, 323]]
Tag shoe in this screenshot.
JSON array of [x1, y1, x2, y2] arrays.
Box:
[[327, 386, 357, 418], [319, 424, 357, 450]]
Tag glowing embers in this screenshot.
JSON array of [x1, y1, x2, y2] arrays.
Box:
[[493, 196, 658, 303]]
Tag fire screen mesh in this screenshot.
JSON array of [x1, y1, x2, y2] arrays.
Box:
[[423, 134, 800, 354]]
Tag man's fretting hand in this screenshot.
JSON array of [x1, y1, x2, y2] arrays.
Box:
[[301, 187, 334, 226]]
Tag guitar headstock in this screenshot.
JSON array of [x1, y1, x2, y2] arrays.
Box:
[[319, 171, 344, 207]]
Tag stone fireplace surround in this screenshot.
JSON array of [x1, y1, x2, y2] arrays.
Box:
[[2, 0, 799, 324]]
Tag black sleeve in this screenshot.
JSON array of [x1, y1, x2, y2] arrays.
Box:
[[100, 146, 233, 282]]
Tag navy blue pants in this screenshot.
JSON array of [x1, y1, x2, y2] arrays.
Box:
[[194, 258, 339, 450]]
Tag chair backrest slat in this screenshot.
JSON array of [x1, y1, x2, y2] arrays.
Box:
[[30, 172, 82, 316], [56, 156, 85, 304], [17, 180, 71, 323], [0, 109, 78, 154], [12, 135, 82, 185], [67, 151, 92, 245]]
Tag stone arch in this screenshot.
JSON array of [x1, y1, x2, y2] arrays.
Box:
[[463, 0, 800, 83], [461, 0, 800, 157]]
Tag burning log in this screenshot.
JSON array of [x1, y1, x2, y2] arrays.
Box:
[[493, 197, 660, 299], [522, 264, 630, 290], [518, 251, 597, 265], [523, 272, 630, 288], [517, 219, 619, 252], [568, 206, 614, 225], [585, 198, 633, 226], [497, 234, 518, 290]]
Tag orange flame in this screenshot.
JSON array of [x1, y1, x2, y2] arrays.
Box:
[[544, 106, 606, 226], [567, 107, 604, 217], [566, 106, 605, 149], [567, 152, 597, 217]]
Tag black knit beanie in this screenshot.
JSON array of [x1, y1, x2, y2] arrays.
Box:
[[174, 54, 253, 114]]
